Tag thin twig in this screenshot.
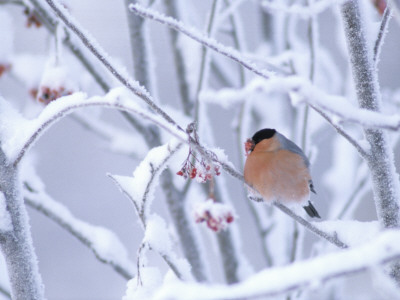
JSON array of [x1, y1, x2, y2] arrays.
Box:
[[309, 104, 369, 159], [194, 0, 219, 122], [23, 182, 135, 280], [273, 202, 348, 249], [43, 0, 180, 129], [373, 6, 392, 66], [164, 0, 192, 115], [129, 3, 276, 81], [336, 175, 369, 220]]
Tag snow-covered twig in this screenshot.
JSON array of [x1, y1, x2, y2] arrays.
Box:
[[341, 0, 400, 230], [373, 6, 392, 66], [28, 0, 110, 92], [153, 230, 400, 300], [273, 202, 348, 248], [309, 104, 369, 159], [194, 0, 220, 122], [129, 3, 276, 81], [9, 91, 187, 166], [43, 0, 180, 129], [336, 175, 369, 220], [124, 0, 155, 94], [23, 182, 135, 280], [5, 88, 349, 250], [108, 141, 190, 281]]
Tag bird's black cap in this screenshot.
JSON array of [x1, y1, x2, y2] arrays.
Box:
[[252, 128, 276, 145]]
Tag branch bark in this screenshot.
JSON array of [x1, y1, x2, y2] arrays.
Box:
[[0, 149, 45, 299], [341, 0, 400, 229]]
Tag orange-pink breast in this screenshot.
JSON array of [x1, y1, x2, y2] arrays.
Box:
[[244, 149, 311, 204]]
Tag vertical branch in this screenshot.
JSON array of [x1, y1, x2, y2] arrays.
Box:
[[164, 0, 193, 115], [341, 0, 400, 229], [0, 149, 45, 299], [194, 0, 220, 123], [123, 0, 208, 282], [124, 0, 154, 93]]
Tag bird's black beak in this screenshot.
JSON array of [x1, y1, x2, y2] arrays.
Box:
[[244, 138, 255, 156]]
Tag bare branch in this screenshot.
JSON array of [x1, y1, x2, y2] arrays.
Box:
[[129, 3, 276, 81]]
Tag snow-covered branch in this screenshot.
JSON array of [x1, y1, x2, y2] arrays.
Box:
[[108, 140, 182, 226], [23, 181, 135, 280], [373, 6, 392, 66], [152, 230, 400, 300], [129, 3, 276, 80], [108, 140, 191, 281], [43, 0, 180, 128], [2, 90, 186, 166]]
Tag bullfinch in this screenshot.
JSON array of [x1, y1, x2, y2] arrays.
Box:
[[244, 128, 320, 218]]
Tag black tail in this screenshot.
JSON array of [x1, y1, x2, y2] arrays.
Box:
[[303, 201, 321, 218]]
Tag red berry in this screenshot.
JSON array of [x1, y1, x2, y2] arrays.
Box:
[[226, 215, 234, 223]]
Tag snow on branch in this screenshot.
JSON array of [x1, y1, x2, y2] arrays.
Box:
[[22, 166, 135, 280], [373, 6, 392, 66], [43, 0, 181, 128], [108, 139, 191, 281], [153, 230, 400, 300], [108, 139, 182, 226], [129, 3, 276, 80], [0, 89, 187, 167], [0, 88, 350, 251]]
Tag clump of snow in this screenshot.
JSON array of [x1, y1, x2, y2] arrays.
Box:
[[143, 214, 193, 280], [123, 267, 162, 300], [193, 199, 236, 232], [0, 192, 12, 232], [109, 139, 181, 218]]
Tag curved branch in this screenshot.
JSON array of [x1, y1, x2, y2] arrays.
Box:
[[12, 92, 187, 167]]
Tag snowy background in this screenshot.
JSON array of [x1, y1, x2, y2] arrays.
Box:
[[1, 0, 400, 299]]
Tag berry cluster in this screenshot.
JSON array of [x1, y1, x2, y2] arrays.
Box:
[[37, 86, 73, 105], [24, 8, 42, 28], [176, 158, 220, 183], [193, 199, 235, 232]]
